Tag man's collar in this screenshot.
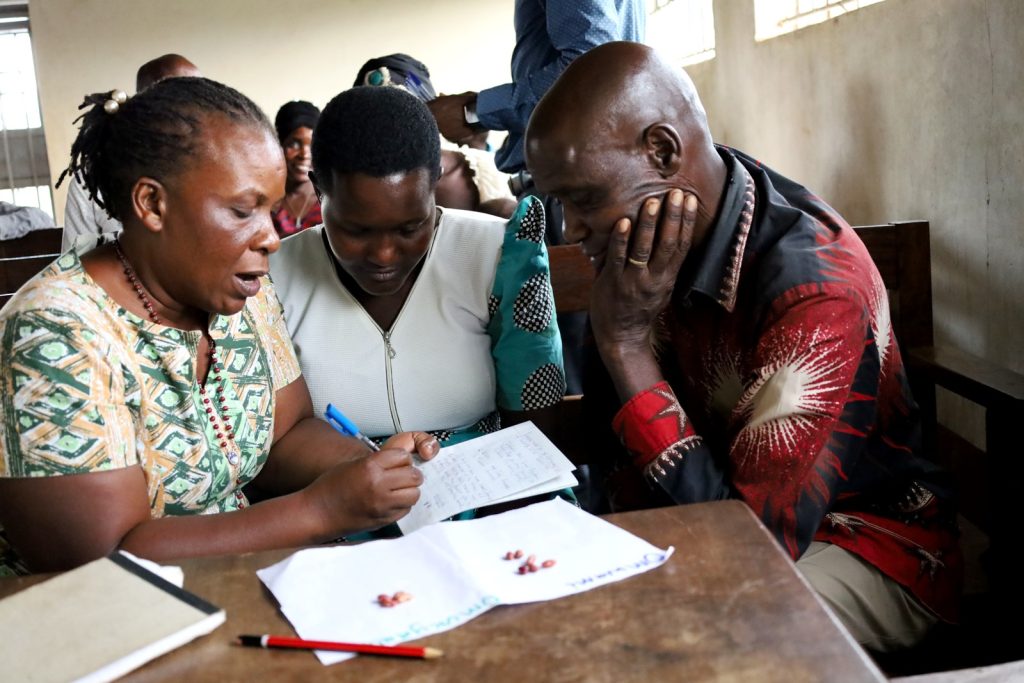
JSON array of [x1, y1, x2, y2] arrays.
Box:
[[676, 146, 756, 313]]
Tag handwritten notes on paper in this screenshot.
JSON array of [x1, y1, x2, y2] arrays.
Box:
[[257, 499, 674, 665], [397, 422, 578, 534]]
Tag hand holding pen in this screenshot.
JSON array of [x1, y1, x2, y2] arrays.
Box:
[[325, 403, 439, 461], [325, 404, 381, 452], [303, 405, 441, 535]]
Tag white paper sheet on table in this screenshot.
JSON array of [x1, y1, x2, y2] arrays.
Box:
[[118, 550, 184, 588], [257, 499, 674, 665], [397, 421, 578, 534]]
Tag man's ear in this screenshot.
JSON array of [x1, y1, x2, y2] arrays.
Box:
[[643, 123, 683, 177], [129, 177, 167, 234]]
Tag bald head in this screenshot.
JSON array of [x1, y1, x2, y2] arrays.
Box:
[[527, 42, 712, 179], [136, 54, 201, 92], [525, 42, 725, 249]]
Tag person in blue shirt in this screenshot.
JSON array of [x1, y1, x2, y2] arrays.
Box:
[[428, 0, 646, 176], [428, 0, 645, 398]]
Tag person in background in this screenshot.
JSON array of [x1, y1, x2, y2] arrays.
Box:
[[270, 87, 567, 534], [271, 100, 322, 237], [61, 53, 201, 252], [525, 42, 962, 652], [134, 53, 201, 92], [0, 201, 54, 241], [0, 77, 436, 576], [428, 1, 646, 396], [354, 54, 517, 219], [427, 0, 645, 186]]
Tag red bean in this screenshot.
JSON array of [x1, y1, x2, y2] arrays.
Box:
[[542, 559, 556, 568]]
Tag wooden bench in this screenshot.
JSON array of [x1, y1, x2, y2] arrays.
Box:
[[0, 227, 63, 310], [852, 223, 1024, 594], [855, 222, 1024, 674]]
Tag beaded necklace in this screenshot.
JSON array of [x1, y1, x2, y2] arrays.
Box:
[[113, 240, 240, 466]]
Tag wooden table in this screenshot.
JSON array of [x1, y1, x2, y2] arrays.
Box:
[[0, 500, 884, 682]]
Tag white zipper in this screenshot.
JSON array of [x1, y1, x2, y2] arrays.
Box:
[[380, 329, 402, 433], [323, 222, 440, 436]]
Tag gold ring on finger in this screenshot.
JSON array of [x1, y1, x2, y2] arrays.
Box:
[[627, 257, 648, 267]]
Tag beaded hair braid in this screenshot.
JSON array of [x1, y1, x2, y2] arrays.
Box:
[[56, 77, 273, 222]]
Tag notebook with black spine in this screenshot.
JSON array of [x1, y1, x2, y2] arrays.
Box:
[[0, 551, 225, 683]]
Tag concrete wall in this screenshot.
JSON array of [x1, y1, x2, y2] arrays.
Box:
[[686, 0, 1023, 445], [29, 0, 515, 224]]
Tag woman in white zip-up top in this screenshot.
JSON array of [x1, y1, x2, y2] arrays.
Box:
[[269, 87, 568, 534]]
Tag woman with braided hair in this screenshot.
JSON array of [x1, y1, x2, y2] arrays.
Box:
[[0, 77, 438, 575]]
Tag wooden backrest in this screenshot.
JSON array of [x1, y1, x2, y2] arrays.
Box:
[[852, 221, 933, 351], [0, 228, 63, 309], [549, 244, 594, 314], [548, 222, 933, 351]]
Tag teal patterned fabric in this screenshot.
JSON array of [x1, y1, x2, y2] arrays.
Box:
[[488, 196, 566, 413]]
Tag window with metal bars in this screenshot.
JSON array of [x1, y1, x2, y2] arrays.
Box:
[[647, 0, 716, 67], [0, 1, 52, 219], [754, 0, 886, 42]]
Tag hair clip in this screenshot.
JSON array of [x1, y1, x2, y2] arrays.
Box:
[[364, 67, 391, 87], [103, 89, 128, 114]]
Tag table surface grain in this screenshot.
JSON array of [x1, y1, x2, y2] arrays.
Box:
[[0, 500, 884, 683]]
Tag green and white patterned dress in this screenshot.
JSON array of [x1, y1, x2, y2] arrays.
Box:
[[0, 251, 301, 574]]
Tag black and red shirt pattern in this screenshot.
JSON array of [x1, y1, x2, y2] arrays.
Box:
[[606, 146, 961, 621]]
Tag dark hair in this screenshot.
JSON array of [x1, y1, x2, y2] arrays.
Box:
[[274, 100, 320, 143], [312, 86, 441, 191], [57, 77, 273, 221]]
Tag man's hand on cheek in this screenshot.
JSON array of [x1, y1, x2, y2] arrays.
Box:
[[589, 188, 697, 355]]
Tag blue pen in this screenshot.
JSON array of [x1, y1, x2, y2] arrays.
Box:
[[405, 72, 433, 102], [325, 403, 380, 452]]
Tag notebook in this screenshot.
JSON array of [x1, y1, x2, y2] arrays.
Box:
[[0, 551, 225, 683]]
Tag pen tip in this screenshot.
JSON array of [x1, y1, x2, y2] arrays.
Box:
[[424, 647, 444, 659]]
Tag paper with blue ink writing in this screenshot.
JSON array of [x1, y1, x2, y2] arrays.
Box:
[[257, 499, 673, 665], [397, 421, 579, 535]]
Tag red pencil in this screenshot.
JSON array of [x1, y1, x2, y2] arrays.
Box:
[[234, 634, 443, 660]]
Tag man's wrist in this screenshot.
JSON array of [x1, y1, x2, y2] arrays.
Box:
[[462, 97, 487, 132], [598, 342, 664, 403], [598, 340, 653, 367]]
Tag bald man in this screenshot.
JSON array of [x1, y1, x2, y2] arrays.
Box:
[[135, 53, 201, 92], [526, 42, 961, 652], [61, 54, 201, 252]]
